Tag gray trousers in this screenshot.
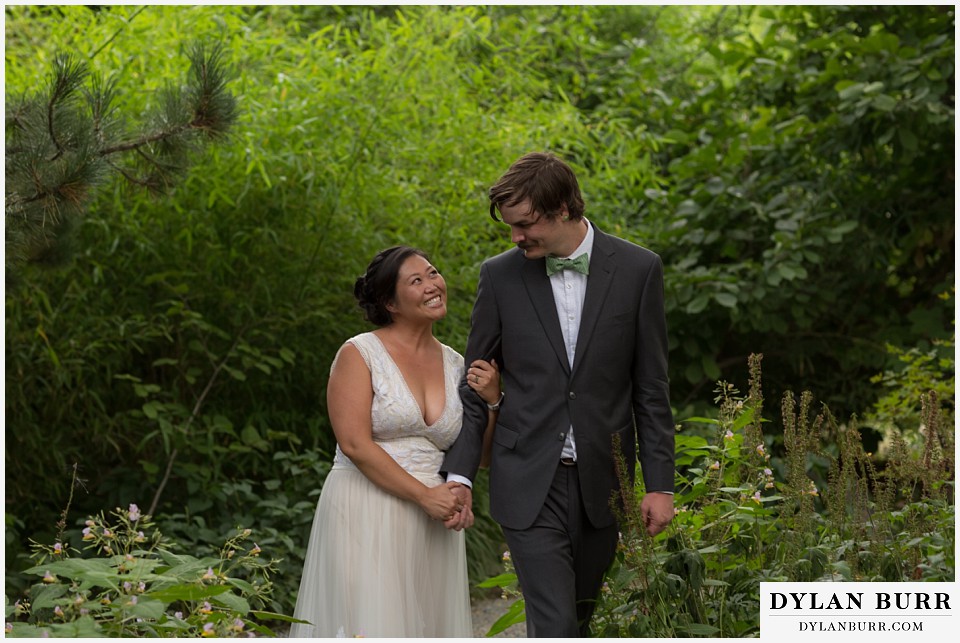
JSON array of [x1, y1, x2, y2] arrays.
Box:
[[502, 462, 619, 637]]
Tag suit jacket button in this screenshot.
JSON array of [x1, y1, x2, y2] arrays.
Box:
[[568, 391, 576, 399], [559, 432, 566, 440]]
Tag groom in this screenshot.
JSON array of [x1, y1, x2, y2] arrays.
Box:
[[443, 152, 676, 637]]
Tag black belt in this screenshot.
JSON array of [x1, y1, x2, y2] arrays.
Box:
[[560, 457, 576, 466]]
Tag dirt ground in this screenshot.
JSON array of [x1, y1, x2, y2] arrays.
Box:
[[471, 592, 527, 638]]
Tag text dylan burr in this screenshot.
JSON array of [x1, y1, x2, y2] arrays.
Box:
[[770, 592, 951, 611]]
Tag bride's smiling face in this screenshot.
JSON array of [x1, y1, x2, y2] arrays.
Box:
[[387, 254, 447, 322]]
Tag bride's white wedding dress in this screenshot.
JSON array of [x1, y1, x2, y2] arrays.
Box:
[[289, 332, 473, 638]]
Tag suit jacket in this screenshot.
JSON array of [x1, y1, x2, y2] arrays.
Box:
[[443, 224, 675, 530]]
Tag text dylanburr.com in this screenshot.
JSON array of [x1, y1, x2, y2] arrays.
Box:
[[760, 582, 956, 639]]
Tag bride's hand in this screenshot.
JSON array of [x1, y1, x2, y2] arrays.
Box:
[[444, 484, 474, 531], [419, 482, 463, 522], [466, 359, 500, 406]]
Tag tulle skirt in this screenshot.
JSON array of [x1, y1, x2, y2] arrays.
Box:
[[289, 465, 473, 638]]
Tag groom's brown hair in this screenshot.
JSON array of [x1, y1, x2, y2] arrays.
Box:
[[488, 151, 585, 223]]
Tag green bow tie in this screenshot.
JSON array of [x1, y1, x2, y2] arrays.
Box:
[[545, 253, 590, 276]]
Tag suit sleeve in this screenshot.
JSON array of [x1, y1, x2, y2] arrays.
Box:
[[632, 254, 675, 492], [442, 261, 502, 482]]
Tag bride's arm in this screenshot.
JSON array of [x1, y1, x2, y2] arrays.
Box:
[[466, 358, 501, 469], [328, 343, 460, 521]]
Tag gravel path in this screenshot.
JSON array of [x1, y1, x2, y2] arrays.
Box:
[[471, 593, 527, 638]]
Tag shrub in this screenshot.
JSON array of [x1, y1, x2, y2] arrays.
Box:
[[4, 498, 295, 638], [479, 354, 955, 637]]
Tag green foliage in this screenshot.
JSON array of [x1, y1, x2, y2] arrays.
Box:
[[4, 504, 288, 637], [150, 448, 333, 613], [4, 4, 534, 604], [4, 4, 954, 625], [480, 356, 955, 637], [530, 5, 955, 415], [474, 553, 525, 637], [867, 324, 955, 452], [5, 38, 236, 279]]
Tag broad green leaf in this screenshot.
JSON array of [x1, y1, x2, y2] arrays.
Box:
[[149, 583, 232, 603], [225, 577, 258, 594], [18, 616, 105, 638], [685, 294, 709, 315], [837, 81, 865, 100], [675, 434, 710, 448], [127, 596, 166, 621], [871, 94, 898, 111], [142, 400, 163, 419], [250, 610, 311, 624], [28, 583, 68, 610], [25, 558, 118, 583], [714, 292, 738, 308], [675, 199, 700, 217], [898, 127, 919, 151], [476, 572, 517, 589], [212, 591, 250, 614], [485, 599, 526, 637], [705, 177, 725, 196], [731, 406, 756, 431]]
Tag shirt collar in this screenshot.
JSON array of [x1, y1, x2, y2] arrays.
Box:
[[569, 218, 594, 260]]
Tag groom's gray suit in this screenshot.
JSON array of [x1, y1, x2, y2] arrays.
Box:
[[443, 223, 674, 636]]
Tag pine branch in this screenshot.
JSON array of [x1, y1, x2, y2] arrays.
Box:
[[96, 44, 236, 179], [99, 124, 195, 156], [46, 54, 87, 161], [105, 158, 155, 190], [83, 73, 119, 146], [5, 40, 237, 280]]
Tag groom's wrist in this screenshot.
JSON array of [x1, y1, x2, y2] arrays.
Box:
[[446, 473, 473, 488]]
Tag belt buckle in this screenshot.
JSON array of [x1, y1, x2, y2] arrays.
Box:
[[560, 457, 576, 466]]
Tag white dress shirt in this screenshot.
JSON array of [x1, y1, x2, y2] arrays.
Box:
[[552, 220, 594, 462]]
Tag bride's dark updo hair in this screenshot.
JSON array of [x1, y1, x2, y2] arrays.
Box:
[[354, 245, 430, 326]]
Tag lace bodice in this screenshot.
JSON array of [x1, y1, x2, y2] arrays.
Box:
[[332, 332, 464, 477]]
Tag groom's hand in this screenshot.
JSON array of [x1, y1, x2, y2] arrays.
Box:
[[444, 484, 474, 531], [640, 491, 674, 537]]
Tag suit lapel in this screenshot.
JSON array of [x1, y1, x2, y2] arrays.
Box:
[[520, 257, 570, 375], [572, 228, 616, 376]]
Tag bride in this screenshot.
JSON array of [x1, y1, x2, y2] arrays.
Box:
[[289, 246, 500, 637]]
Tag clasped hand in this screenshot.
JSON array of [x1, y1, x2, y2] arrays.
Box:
[[420, 482, 474, 531], [444, 484, 473, 532]]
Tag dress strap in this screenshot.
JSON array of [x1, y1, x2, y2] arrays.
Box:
[[332, 332, 379, 374]]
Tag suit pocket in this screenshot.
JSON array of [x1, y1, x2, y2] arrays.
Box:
[[591, 312, 635, 365], [604, 311, 634, 325], [493, 423, 518, 450], [595, 311, 633, 337]]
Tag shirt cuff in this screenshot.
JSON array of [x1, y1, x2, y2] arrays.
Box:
[[446, 473, 473, 488]]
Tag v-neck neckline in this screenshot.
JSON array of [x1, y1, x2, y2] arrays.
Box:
[[369, 332, 449, 429]]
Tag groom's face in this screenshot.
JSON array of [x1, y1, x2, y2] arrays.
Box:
[[499, 199, 570, 260]]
